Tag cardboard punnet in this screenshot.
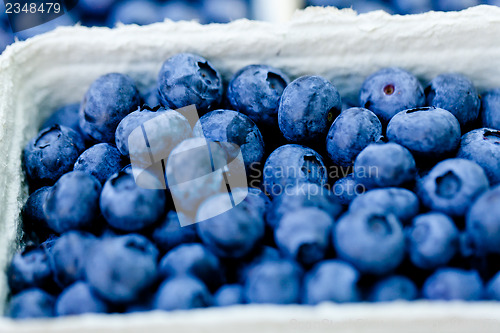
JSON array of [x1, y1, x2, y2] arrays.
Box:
[[1, 5, 500, 331]]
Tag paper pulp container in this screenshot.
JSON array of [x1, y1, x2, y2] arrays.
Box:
[[1, 5, 500, 332]]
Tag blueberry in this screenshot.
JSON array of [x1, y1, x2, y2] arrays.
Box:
[[417, 158, 489, 217], [141, 87, 161, 108], [166, 138, 231, 213], [108, 0, 163, 26], [56, 282, 109, 316], [303, 260, 361, 305], [391, 0, 433, 14], [100, 170, 167, 231], [263, 144, 327, 197], [41, 103, 82, 135], [8, 289, 55, 319], [114, 108, 165, 156], [202, 0, 248, 24], [433, 0, 481, 11], [349, 188, 420, 224], [85, 234, 159, 304], [278, 76, 342, 144], [266, 183, 343, 229], [157, 53, 223, 113], [152, 211, 198, 253], [74, 143, 124, 184], [158, 243, 224, 291], [154, 276, 213, 311], [235, 246, 282, 284], [457, 128, 500, 185], [44, 171, 101, 233], [486, 271, 500, 300], [387, 107, 461, 160], [244, 259, 303, 304], [23, 125, 85, 187], [332, 174, 364, 206], [22, 186, 51, 233], [161, 1, 202, 21], [79, 73, 141, 143], [354, 143, 417, 189], [214, 284, 244, 307], [425, 73, 480, 129], [325, 107, 382, 167], [193, 109, 265, 170], [406, 212, 459, 270], [334, 207, 405, 275], [422, 268, 483, 301], [50, 231, 97, 287], [79, 0, 116, 16], [7, 248, 53, 294], [227, 64, 290, 129], [369, 276, 418, 302], [275, 208, 333, 266], [196, 192, 265, 258], [481, 89, 500, 130], [245, 187, 271, 221], [359, 67, 425, 124], [465, 185, 500, 255]]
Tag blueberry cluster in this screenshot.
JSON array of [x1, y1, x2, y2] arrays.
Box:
[[10, 52, 500, 319]]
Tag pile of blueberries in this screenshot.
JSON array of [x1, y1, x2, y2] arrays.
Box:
[[8, 51, 500, 320]]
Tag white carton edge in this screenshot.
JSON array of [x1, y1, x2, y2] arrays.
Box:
[[1, 5, 500, 331]]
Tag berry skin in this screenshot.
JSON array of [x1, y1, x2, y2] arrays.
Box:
[[326, 107, 383, 167], [193, 109, 265, 171], [425, 73, 480, 129], [359, 67, 425, 124], [387, 107, 461, 161], [22, 186, 51, 234], [244, 260, 303, 304], [275, 208, 334, 266], [158, 243, 224, 292], [369, 275, 418, 302], [265, 183, 343, 229], [50, 231, 97, 287], [457, 128, 500, 185], [79, 73, 141, 143], [333, 207, 405, 275], [7, 248, 53, 294], [278, 75, 342, 144], [227, 64, 290, 129], [73, 143, 124, 184], [481, 89, 500, 130], [422, 268, 483, 301], [8, 289, 55, 319], [157, 53, 223, 113], [85, 234, 159, 304], [349, 187, 420, 224], [99, 169, 167, 232], [486, 271, 500, 300], [41, 103, 82, 135], [354, 142, 417, 189], [263, 144, 327, 197], [465, 185, 500, 255], [406, 212, 459, 270], [154, 276, 213, 311], [196, 192, 265, 259], [417, 158, 489, 217], [303, 260, 361, 305], [332, 174, 363, 206], [55, 282, 109, 316], [214, 284, 245, 307], [23, 125, 85, 187], [44, 171, 102, 233], [152, 211, 198, 253], [107, 0, 163, 26]]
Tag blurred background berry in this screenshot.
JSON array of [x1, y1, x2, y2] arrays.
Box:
[[0, 0, 497, 53]]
